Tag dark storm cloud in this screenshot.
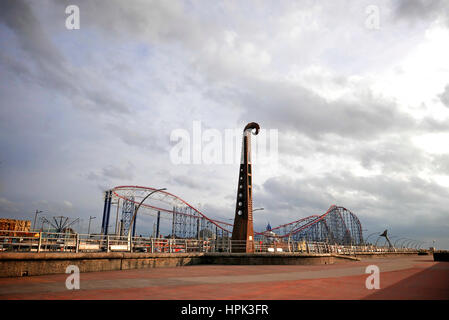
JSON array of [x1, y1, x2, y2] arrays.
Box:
[[51, 0, 210, 49], [278, 133, 431, 176], [0, 0, 129, 114], [169, 175, 205, 190], [104, 123, 170, 156], [264, 177, 334, 211], [0, 0, 64, 66], [356, 137, 430, 173], [85, 163, 137, 193], [394, 0, 449, 26], [208, 77, 417, 140], [102, 163, 135, 180], [259, 172, 449, 229], [440, 84, 449, 108]]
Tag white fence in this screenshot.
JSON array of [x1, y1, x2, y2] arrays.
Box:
[[0, 230, 419, 254]]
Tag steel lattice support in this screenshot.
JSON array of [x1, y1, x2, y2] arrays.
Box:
[[121, 196, 135, 237], [260, 206, 364, 246], [109, 186, 364, 246]]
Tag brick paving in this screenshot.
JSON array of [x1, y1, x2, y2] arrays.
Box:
[[0, 255, 447, 299]]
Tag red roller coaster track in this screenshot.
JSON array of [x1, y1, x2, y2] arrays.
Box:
[[110, 186, 363, 244], [111, 186, 233, 233]]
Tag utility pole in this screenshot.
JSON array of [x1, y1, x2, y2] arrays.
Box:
[[33, 210, 43, 231], [88, 216, 96, 235]]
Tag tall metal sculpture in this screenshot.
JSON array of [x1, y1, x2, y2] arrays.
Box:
[[231, 122, 260, 253], [380, 229, 394, 249]]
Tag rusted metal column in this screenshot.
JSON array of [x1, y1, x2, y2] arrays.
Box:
[[231, 122, 260, 253]]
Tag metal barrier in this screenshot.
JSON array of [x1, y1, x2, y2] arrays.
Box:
[[0, 230, 419, 254]]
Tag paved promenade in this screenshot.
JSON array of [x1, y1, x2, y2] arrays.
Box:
[[0, 255, 447, 299]]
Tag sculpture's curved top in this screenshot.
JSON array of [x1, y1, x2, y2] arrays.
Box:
[[244, 122, 260, 135]]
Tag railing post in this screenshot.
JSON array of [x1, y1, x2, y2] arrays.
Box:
[[37, 232, 42, 253], [306, 241, 310, 254], [228, 239, 231, 253], [75, 234, 79, 253], [169, 239, 172, 253], [107, 235, 110, 253], [151, 238, 154, 253]]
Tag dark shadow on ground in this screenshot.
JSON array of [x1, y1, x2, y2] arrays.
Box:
[[364, 262, 449, 300], [412, 259, 435, 263]]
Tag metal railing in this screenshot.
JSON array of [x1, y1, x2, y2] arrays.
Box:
[[0, 230, 420, 254]]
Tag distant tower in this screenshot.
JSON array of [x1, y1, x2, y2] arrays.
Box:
[[231, 122, 260, 253], [266, 222, 272, 231]]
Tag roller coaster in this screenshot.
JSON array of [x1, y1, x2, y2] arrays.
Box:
[[101, 186, 364, 245]]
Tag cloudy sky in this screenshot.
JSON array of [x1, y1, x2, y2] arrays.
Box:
[[0, 0, 448, 248]]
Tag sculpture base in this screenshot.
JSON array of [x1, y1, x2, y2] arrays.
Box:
[[229, 240, 255, 253]]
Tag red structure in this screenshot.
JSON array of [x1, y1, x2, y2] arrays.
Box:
[[231, 122, 260, 252]]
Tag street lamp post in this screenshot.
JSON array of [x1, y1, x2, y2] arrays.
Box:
[[127, 188, 167, 244], [33, 210, 43, 231], [88, 216, 96, 235]]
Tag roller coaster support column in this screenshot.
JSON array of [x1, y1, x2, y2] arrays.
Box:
[[101, 190, 112, 234], [172, 207, 175, 238], [127, 188, 167, 249], [197, 218, 200, 240], [156, 211, 161, 238]]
